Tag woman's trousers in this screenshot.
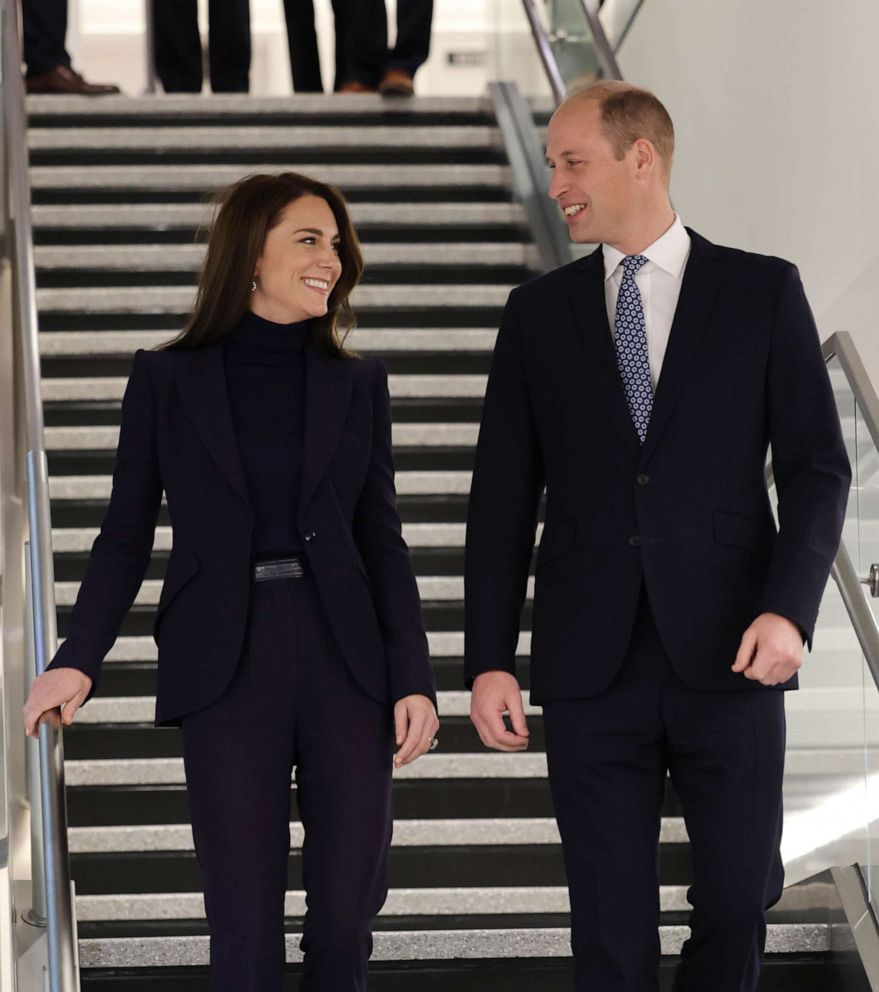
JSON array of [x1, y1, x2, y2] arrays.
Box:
[[180, 572, 395, 991]]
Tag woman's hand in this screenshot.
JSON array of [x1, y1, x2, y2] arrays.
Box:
[[23, 668, 93, 738], [393, 694, 439, 768]]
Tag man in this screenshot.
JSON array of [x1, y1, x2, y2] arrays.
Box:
[[23, 0, 120, 94], [465, 81, 850, 991]]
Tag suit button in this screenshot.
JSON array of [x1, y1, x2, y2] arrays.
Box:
[[629, 535, 641, 547], [636, 474, 650, 486], [304, 531, 316, 542]]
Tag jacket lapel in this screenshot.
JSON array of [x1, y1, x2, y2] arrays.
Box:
[[641, 230, 725, 463], [299, 343, 353, 514], [567, 248, 642, 458], [175, 344, 252, 510]]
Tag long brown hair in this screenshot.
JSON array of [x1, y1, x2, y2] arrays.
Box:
[[158, 172, 364, 356]]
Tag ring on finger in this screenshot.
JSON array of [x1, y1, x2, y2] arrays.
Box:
[[427, 736, 439, 751]]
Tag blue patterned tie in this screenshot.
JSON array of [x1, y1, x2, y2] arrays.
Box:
[[614, 254, 652, 444]]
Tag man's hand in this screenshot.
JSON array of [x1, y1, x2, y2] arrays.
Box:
[[394, 694, 440, 768], [23, 668, 93, 738], [732, 612, 803, 686], [470, 671, 529, 751]]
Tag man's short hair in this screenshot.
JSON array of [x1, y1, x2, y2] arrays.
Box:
[[565, 81, 675, 180]]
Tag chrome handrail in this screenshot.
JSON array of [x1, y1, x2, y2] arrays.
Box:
[[520, 0, 566, 104], [0, 0, 79, 985]]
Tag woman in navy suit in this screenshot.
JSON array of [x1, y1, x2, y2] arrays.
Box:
[[24, 171, 439, 991]]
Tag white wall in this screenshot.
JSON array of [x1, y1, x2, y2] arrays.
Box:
[[618, 0, 879, 378]]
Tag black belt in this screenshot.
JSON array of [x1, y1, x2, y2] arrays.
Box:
[[252, 556, 308, 581]]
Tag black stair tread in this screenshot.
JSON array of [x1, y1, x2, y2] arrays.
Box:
[[69, 844, 692, 894], [65, 782, 579, 825], [76, 958, 849, 992], [62, 719, 542, 759]]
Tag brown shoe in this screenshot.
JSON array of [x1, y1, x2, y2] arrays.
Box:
[[378, 69, 414, 97], [338, 80, 378, 94], [25, 65, 120, 96]]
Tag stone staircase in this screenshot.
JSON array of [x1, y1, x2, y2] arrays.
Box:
[[28, 93, 861, 990]]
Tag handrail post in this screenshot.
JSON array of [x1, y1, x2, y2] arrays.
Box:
[[28, 450, 77, 989], [23, 543, 48, 928]]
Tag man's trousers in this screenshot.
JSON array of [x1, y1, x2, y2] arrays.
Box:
[[542, 587, 786, 992]]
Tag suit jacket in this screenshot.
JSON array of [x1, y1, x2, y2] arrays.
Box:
[[464, 230, 851, 702], [48, 340, 436, 725]]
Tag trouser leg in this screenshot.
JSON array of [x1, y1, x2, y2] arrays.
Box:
[[388, 0, 433, 77], [542, 597, 668, 992], [208, 0, 250, 92], [153, 0, 203, 92], [290, 577, 395, 992], [22, 0, 70, 76], [180, 580, 298, 992], [344, 0, 387, 87], [282, 0, 323, 91], [664, 667, 786, 992]]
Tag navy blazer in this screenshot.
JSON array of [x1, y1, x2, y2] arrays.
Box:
[[464, 230, 851, 702], [48, 340, 436, 725]]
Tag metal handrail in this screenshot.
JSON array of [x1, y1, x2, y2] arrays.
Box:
[[0, 0, 79, 985]]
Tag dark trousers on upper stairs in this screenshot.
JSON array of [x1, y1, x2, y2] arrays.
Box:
[[22, 0, 71, 76], [180, 572, 395, 991], [542, 586, 786, 992], [346, 0, 433, 87], [153, 0, 251, 92]]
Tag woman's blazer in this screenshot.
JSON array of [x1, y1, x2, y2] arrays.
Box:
[[46, 341, 437, 726]]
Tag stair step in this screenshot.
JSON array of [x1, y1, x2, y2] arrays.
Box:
[[26, 94, 493, 119], [30, 164, 511, 192], [76, 925, 830, 968], [39, 329, 498, 356], [46, 423, 479, 452], [73, 691, 537, 724], [34, 244, 531, 270], [48, 470, 473, 500], [31, 202, 526, 230]]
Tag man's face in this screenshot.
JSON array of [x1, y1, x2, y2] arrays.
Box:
[[546, 99, 638, 246]]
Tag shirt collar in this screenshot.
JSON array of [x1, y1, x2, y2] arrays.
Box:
[[602, 214, 691, 282]]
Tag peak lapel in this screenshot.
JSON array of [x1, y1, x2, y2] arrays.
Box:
[[642, 231, 725, 462], [299, 344, 353, 514], [568, 249, 641, 458], [175, 344, 252, 510]]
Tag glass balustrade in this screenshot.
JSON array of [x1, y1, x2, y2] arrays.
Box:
[[773, 348, 879, 920]]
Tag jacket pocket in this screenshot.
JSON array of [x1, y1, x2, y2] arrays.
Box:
[[536, 519, 578, 571], [713, 510, 769, 555], [153, 549, 200, 637]]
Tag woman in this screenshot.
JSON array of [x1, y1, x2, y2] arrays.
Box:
[[23, 172, 440, 991]]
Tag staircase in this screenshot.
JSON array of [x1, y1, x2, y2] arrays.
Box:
[[27, 93, 857, 990]]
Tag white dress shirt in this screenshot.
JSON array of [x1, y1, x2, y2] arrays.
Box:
[[603, 214, 692, 389]]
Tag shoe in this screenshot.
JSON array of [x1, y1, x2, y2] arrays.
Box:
[[378, 69, 414, 97], [25, 65, 120, 96], [338, 80, 378, 94]]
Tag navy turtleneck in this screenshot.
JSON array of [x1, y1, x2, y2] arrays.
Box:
[[223, 308, 311, 559]]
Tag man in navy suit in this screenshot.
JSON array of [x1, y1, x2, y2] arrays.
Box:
[[465, 81, 850, 991]]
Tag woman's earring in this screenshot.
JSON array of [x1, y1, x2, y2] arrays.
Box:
[[251, 279, 257, 292]]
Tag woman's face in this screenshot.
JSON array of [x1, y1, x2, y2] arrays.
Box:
[[251, 195, 343, 324]]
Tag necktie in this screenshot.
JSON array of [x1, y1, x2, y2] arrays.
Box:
[[614, 254, 652, 444]]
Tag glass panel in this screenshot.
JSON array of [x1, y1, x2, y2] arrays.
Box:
[[777, 357, 872, 888], [488, 1, 607, 102], [853, 397, 879, 915]]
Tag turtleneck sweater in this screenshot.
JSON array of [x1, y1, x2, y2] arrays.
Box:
[[223, 308, 311, 560]]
